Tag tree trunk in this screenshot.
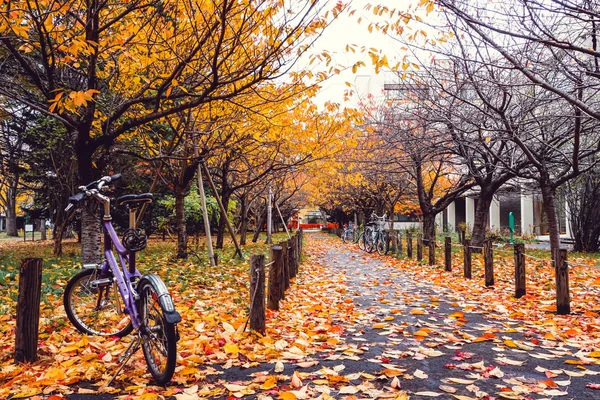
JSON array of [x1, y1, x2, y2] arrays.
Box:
[[239, 195, 248, 246], [540, 184, 561, 258], [471, 192, 494, 248], [80, 203, 102, 265], [422, 213, 436, 243], [5, 184, 18, 236], [40, 218, 47, 240], [53, 210, 70, 257], [216, 191, 231, 249], [175, 186, 188, 259], [5, 205, 18, 237], [252, 207, 266, 243]]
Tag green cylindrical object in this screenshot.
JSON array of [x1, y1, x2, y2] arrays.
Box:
[[509, 211, 515, 244]]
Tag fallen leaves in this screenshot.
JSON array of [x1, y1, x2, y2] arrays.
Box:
[[3, 233, 600, 399]]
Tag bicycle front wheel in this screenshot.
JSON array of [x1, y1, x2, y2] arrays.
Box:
[[358, 232, 366, 250], [138, 279, 177, 384], [64, 267, 133, 337], [342, 231, 349, 244]]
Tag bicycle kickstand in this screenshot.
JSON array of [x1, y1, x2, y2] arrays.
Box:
[[104, 335, 141, 387]]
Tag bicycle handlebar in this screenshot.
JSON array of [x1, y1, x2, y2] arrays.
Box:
[[370, 213, 388, 220], [65, 174, 121, 211]]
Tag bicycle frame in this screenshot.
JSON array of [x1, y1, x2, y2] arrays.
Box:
[[101, 220, 142, 328]]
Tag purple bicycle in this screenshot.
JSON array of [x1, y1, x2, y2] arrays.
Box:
[[63, 174, 180, 384]]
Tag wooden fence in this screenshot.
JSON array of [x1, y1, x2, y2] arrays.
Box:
[[391, 231, 573, 315], [248, 230, 303, 334], [333, 228, 581, 316]]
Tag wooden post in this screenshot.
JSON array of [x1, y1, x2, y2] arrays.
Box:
[[289, 237, 296, 279], [554, 249, 570, 315], [428, 239, 435, 266], [202, 161, 243, 258], [407, 232, 413, 258], [267, 246, 283, 310], [463, 239, 472, 279], [292, 235, 299, 278], [284, 241, 291, 290], [459, 229, 466, 245], [514, 244, 526, 298], [484, 239, 494, 287], [416, 234, 423, 261], [249, 255, 266, 334], [279, 242, 289, 297], [397, 231, 403, 256], [444, 237, 452, 272], [15, 258, 43, 363]]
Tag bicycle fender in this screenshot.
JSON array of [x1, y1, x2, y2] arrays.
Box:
[[141, 274, 182, 324]]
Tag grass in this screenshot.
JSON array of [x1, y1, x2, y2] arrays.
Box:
[[0, 232, 292, 315]]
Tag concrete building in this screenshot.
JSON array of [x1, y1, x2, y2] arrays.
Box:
[[439, 189, 571, 239]]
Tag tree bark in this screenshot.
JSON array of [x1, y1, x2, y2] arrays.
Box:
[[252, 206, 266, 243], [40, 218, 47, 241], [53, 211, 70, 257], [239, 195, 248, 246], [175, 186, 188, 259], [422, 213, 436, 243], [540, 184, 561, 258], [80, 203, 102, 265], [5, 184, 18, 236], [471, 192, 494, 248]]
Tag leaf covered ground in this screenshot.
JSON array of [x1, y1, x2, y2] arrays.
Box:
[[1, 233, 600, 399]]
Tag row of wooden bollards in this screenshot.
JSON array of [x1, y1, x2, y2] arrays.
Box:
[[395, 232, 571, 316], [248, 230, 303, 334]]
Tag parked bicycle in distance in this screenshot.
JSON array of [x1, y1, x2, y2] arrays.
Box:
[[357, 213, 389, 255], [63, 174, 180, 385], [341, 223, 359, 244]]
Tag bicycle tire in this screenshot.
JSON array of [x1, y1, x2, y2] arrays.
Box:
[[353, 230, 361, 243], [64, 268, 133, 337], [383, 232, 391, 255], [138, 278, 177, 384], [376, 236, 386, 255], [358, 232, 366, 250], [342, 231, 349, 244], [366, 233, 376, 253]]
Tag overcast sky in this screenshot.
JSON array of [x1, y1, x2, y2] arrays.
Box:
[[300, 0, 420, 108]]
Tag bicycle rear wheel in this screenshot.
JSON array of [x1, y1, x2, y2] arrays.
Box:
[[376, 236, 386, 255], [138, 278, 177, 384], [64, 267, 133, 337]]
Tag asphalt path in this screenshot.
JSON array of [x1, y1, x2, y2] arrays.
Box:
[[68, 232, 600, 399], [215, 233, 600, 399]]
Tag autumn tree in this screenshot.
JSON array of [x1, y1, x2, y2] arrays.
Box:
[[0, 102, 28, 236], [0, 0, 335, 262], [431, 0, 600, 256]]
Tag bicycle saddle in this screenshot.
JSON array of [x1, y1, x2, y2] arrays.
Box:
[[117, 193, 153, 206]]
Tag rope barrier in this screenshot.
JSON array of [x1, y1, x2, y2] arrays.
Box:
[[567, 261, 600, 269], [468, 245, 485, 250], [522, 253, 554, 264]]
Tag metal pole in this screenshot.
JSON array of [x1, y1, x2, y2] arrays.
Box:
[[193, 136, 216, 266], [275, 202, 291, 239], [267, 184, 273, 244]]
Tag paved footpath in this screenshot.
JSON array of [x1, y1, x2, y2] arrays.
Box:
[[73, 232, 600, 399], [217, 232, 600, 399]]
